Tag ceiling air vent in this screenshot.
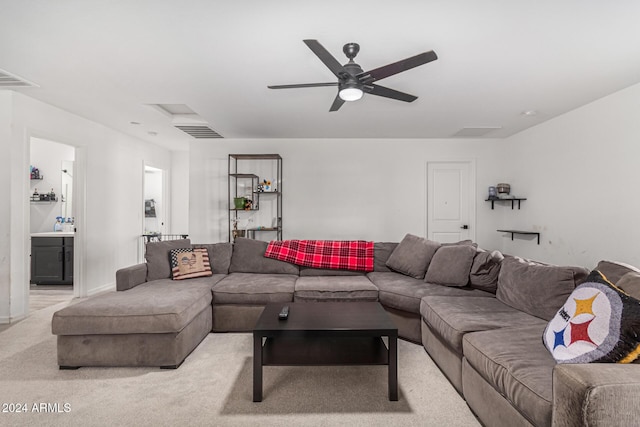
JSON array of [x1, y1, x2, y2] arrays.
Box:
[[175, 125, 223, 139], [0, 69, 39, 88]]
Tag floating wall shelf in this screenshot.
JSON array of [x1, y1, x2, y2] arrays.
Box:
[[497, 229, 540, 245], [486, 198, 527, 210]]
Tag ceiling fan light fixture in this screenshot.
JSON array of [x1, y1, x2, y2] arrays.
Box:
[[338, 81, 364, 102]]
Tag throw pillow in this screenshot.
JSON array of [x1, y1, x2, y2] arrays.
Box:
[[169, 248, 213, 280], [469, 249, 504, 293], [543, 270, 640, 364], [385, 234, 441, 279], [145, 238, 192, 280], [424, 244, 477, 287], [496, 257, 589, 321]]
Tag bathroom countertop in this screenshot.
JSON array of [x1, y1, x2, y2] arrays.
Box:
[[31, 232, 75, 237]]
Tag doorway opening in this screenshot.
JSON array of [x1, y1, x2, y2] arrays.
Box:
[[28, 137, 76, 311]]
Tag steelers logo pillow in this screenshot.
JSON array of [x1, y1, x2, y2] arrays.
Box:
[[543, 270, 640, 364]]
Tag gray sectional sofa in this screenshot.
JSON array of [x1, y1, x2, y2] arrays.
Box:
[[51, 236, 640, 427]]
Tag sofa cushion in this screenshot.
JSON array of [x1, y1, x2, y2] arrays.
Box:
[[421, 296, 547, 354], [596, 260, 640, 284], [52, 276, 222, 335], [373, 242, 398, 272], [228, 238, 299, 275], [385, 234, 440, 279], [212, 273, 296, 304], [169, 248, 212, 280], [192, 242, 233, 274], [469, 249, 503, 293], [496, 257, 589, 321], [424, 244, 476, 287], [299, 267, 364, 276], [463, 324, 556, 427], [145, 238, 192, 281], [367, 271, 492, 314], [543, 270, 640, 364], [294, 276, 378, 302]]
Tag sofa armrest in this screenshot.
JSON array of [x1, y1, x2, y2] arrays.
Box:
[[553, 363, 640, 427], [115, 263, 148, 291]]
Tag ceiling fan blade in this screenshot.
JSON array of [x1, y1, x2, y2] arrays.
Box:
[[358, 50, 438, 84], [329, 94, 345, 112], [365, 84, 418, 103], [303, 39, 349, 78], [268, 82, 338, 89]]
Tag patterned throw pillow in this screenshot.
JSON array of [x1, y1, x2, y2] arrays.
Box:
[[169, 248, 212, 280], [543, 270, 640, 364]]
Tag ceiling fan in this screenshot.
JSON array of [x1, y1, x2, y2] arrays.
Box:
[[268, 39, 438, 112]]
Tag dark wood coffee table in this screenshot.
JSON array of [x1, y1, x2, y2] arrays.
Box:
[[253, 302, 398, 402]]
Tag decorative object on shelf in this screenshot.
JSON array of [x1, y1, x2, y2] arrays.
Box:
[[233, 197, 246, 210], [488, 186, 497, 200], [496, 183, 511, 195], [30, 166, 41, 180], [243, 198, 253, 210]]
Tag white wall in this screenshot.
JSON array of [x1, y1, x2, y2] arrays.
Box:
[[0, 92, 12, 323], [189, 138, 507, 249], [30, 137, 75, 233], [499, 82, 640, 268], [170, 151, 189, 234], [1, 91, 173, 322]]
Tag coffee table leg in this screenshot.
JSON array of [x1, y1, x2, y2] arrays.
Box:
[[389, 334, 398, 401], [253, 334, 263, 402]]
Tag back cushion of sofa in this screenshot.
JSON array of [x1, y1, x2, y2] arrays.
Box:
[[496, 257, 589, 321], [373, 242, 398, 272], [192, 243, 233, 274], [424, 244, 477, 287], [469, 249, 504, 293], [229, 237, 299, 275], [145, 238, 192, 281], [386, 234, 441, 279]]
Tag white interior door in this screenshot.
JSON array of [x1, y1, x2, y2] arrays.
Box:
[[427, 161, 476, 243]]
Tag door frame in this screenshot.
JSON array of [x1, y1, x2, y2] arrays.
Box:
[[425, 159, 477, 242]]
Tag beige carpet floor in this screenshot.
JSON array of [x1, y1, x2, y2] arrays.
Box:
[[0, 301, 481, 427]]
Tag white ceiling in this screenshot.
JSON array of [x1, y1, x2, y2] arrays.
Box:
[[2, 1, 640, 151]]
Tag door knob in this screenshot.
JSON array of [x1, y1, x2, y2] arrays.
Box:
[[460, 225, 469, 229]]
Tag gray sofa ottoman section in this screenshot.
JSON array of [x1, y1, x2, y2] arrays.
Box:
[[52, 276, 222, 368], [294, 276, 379, 302], [463, 324, 556, 427]]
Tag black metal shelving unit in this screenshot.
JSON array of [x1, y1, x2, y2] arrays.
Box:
[[228, 154, 283, 242]]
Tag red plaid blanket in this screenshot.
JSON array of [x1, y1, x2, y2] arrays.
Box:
[[264, 240, 374, 271]]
